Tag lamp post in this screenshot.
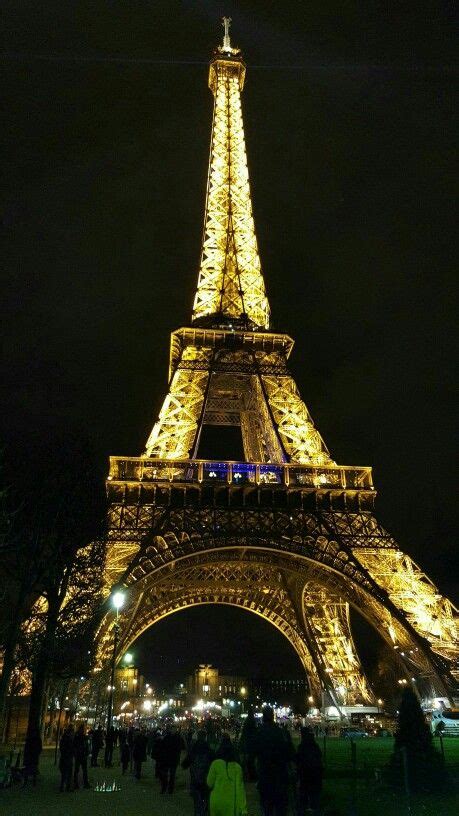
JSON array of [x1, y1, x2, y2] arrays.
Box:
[[106, 590, 125, 732], [240, 686, 247, 714]]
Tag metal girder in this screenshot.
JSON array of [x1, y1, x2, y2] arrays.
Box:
[[103, 502, 457, 699], [261, 374, 334, 466], [192, 48, 270, 329], [108, 559, 373, 705], [145, 349, 211, 458], [356, 549, 458, 671]]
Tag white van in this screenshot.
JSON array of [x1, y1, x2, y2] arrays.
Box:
[[430, 709, 459, 735]]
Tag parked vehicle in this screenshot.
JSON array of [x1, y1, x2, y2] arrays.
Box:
[[430, 709, 459, 735], [340, 727, 368, 739]]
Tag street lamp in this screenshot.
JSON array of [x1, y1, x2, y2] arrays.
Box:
[[123, 652, 133, 664], [240, 686, 247, 714], [106, 589, 126, 733]]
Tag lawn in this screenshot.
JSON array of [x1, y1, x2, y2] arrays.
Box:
[[0, 737, 457, 815], [321, 734, 459, 774]]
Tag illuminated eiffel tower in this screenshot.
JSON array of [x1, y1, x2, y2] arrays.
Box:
[[103, 21, 457, 710]]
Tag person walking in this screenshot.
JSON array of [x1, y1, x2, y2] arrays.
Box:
[[132, 729, 148, 780], [22, 726, 42, 787], [149, 729, 163, 779], [239, 707, 258, 781], [158, 724, 184, 794], [104, 725, 115, 767], [254, 707, 294, 816], [59, 724, 74, 792], [182, 729, 214, 816], [120, 735, 130, 774], [295, 727, 323, 816], [207, 734, 247, 816], [90, 726, 103, 767], [73, 723, 90, 789]]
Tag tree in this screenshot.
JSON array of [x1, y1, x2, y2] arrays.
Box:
[[22, 539, 106, 741], [0, 428, 106, 741], [389, 687, 444, 793]]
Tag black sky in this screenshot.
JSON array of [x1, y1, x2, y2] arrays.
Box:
[[2, 2, 457, 685]]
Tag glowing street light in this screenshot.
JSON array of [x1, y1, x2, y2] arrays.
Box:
[[106, 589, 127, 734], [123, 652, 133, 664], [112, 591, 126, 611]]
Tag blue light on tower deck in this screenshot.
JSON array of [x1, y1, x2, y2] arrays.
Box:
[[233, 463, 256, 484]]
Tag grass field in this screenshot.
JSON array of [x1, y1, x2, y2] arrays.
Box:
[[321, 734, 459, 774], [0, 737, 457, 816]]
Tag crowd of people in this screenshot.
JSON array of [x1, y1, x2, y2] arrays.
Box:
[[52, 706, 323, 815]]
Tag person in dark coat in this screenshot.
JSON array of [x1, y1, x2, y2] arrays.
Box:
[[59, 724, 74, 792], [295, 727, 323, 816], [185, 725, 195, 751], [132, 729, 148, 780], [90, 726, 104, 767], [150, 729, 163, 779], [22, 727, 42, 787], [73, 723, 90, 789], [157, 725, 184, 794], [120, 739, 130, 774], [182, 729, 214, 816], [239, 707, 258, 781], [104, 726, 115, 767], [254, 707, 294, 816]]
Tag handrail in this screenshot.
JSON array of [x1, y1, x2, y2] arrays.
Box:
[[108, 457, 373, 491]]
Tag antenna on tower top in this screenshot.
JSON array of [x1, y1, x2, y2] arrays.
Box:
[[222, 16, 232, 51]]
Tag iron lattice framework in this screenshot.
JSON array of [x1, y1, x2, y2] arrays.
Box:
[[102, 22, 458, 709]]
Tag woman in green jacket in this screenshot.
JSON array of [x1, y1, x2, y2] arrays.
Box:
[[207, 734, 248, 816]]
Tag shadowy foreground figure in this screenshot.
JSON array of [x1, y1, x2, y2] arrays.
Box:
[[73, 723, 90, 789], [295, 727, 322, 816], [22, 727, 42, 787], [158, 724, 184, 794], [90, 726, 103, 767], [182, 728, 214, 816], [132, 729, 148, 780], [59, 724, 74, 792], [255, 707, 293, 816], [389, 688, 445, 794], [239, 708, 258, 782]]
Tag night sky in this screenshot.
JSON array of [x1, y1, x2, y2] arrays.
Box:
[[2, 2, 457, 687]]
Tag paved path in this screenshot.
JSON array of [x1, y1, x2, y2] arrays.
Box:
[[0, 747, 262, 816], [2, 742, 457, 816]]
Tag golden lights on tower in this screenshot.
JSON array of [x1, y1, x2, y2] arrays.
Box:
[[192, 19, 270, 330], [103, 21, 458, 706]]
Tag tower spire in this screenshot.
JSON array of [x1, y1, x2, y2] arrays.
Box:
[[222, 16, 232, 51], [192, 24, 270, 330]]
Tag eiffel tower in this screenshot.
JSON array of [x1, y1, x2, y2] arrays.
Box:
[[103, 21, 458, 710]]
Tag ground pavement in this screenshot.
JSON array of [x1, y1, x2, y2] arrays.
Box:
[[1, 739, 458, 816], [1, 747, 258, 816]]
